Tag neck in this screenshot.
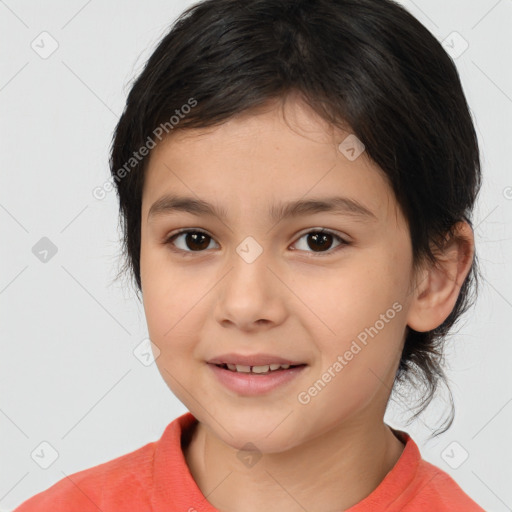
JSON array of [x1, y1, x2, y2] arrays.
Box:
[[183, 414, 405, 512]]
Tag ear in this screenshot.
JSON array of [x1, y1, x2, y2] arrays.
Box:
[[406, 221, 475, 333]]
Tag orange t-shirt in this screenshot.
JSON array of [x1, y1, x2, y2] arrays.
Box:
[[13, 412, 485, 511]]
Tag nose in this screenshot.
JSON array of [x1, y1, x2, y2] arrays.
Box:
[[214, 246, 288, 332]]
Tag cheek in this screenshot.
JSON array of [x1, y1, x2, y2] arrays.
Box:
[[295, 254, 406, 339], [140, 244, 194, 349], [295, 283, 407, 426], [141, 265, 202, 403], [293, 247, 409, 385]]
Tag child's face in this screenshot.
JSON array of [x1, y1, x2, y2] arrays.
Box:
[[140, 97, 417, 452]]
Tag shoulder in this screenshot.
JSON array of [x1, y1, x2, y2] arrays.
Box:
[[397, 456, 486, 511], [368, 429, 486, 512], [12, 439, 157, 512]]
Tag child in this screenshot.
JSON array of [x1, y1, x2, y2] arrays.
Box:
[[14, 0, 486, 510]]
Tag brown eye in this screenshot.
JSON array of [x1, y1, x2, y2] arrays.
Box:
[[292, 229, 348, 255], [165, 230, 217, 252], [306, 232, 335, 252]]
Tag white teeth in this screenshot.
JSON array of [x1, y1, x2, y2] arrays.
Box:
[[252, 365, 270, 373], [224, 363, 295, 374]]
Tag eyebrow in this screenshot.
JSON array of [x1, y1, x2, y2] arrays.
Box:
[[147, 194, 378, 223]]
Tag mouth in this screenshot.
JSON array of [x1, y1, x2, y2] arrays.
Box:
[[208, 361, 308, 395], [211, 362, 307, 375]]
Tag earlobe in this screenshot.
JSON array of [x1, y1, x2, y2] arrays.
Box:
[[406, 221, 475, 333]]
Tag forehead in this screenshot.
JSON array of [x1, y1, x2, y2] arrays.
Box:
[[142, 100, 401, 227]]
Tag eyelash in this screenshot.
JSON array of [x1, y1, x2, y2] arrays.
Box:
[[163, 228, 350, 257]]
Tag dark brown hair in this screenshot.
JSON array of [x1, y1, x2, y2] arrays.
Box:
[[109, 0, 482, 435]]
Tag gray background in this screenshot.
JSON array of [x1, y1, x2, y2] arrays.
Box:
[[1, 0, 511, 510]]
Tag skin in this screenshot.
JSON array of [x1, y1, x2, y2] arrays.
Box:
[[139, 95, 475, 512]]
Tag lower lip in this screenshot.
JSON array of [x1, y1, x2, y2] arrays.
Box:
[[208, 363, 307, 396]]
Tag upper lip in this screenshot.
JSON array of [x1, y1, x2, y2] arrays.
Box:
[[208, 353, 306, 367]]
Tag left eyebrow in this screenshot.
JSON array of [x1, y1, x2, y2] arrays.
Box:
[[269, 196, 378, 223], [147, 194, 378, 223]]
